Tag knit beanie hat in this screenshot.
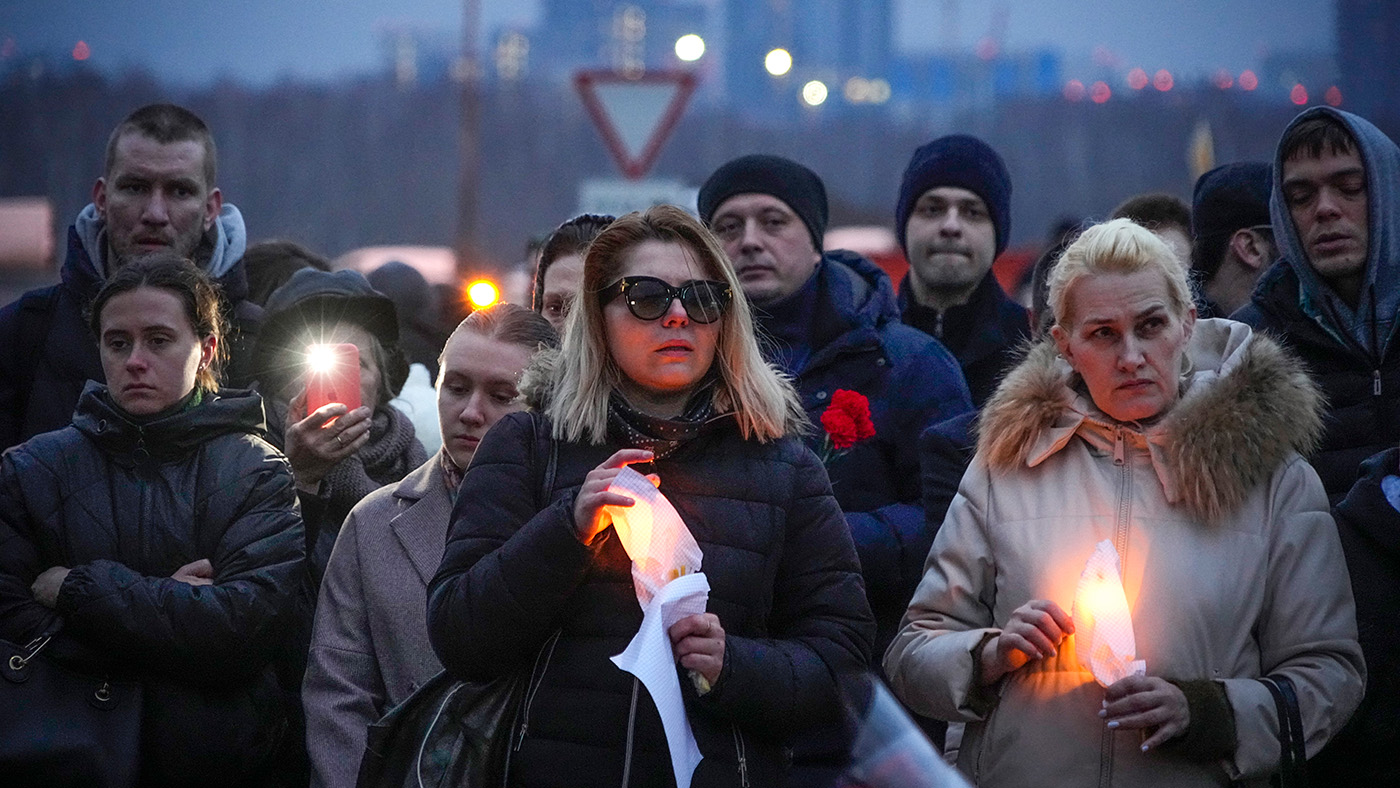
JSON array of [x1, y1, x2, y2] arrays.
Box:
[[896, 134, 1012, 258], [1190, 162, 1272, 280], [698, 154, 828, 252]]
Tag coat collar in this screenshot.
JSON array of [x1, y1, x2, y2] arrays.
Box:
[[977, 318, 1324, 523], [388, 458, 453, 585]]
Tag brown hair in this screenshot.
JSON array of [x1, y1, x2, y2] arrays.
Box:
[[242, 240, 332, 307], [533, 214, 615, 311], [88, 251, 227, 392], [437, 304, 560, 387], [1110, 193, 1191, 234], [1279, 115, 1358, 162], [105, 104, 218, 190]]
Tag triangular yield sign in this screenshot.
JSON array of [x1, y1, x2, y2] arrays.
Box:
[[575, 70, 697, 180]]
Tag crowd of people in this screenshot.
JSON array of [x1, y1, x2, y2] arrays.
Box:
[[0, 99, 1395, 788]]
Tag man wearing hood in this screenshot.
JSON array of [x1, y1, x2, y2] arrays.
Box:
[[698, 156, 973, 754], [1234, 106, 1400, 501], [0, 103, 260, 450], [1235, 108, 1400, 786]]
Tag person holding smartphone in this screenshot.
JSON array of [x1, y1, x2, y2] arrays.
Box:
[[253, 268, 427, 583], [302, 304, 559, 788]]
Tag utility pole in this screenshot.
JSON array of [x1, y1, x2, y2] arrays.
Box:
[[455, 0, 483, 279]]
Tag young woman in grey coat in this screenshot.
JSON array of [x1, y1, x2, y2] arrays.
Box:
[[302, 304, 558, 788]]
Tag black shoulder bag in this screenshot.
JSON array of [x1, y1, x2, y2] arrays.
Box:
[[356, 418, 561, 788], [0, 626, 143, 788]]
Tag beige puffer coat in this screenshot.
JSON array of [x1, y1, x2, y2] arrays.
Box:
[[884, 319, 1365, 787]]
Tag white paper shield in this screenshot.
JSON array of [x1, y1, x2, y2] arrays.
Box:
[[1071, 540, 1146, 687], [604, 466, 708, 788]]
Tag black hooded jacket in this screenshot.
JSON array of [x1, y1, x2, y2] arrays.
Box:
[[1309, 447, 1400, 784], [0, 384, 306, 785], [1233, 107, 1400, 499]]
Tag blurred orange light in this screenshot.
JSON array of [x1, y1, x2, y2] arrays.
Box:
[[1213, 69, 1233, 89], [1126, 68, 1148, 90], [1290, 84, 1309, 105], [1324, 86, 1343, 107], [1239, 70, 1258, 91], [976, 37, 999, 61], [1063, 80, 1086, 102], [72, 40, 90, 61], [1153, 69, 1173, 91], [466, 279, 499, 308], [1091, 81, 1111, 103]]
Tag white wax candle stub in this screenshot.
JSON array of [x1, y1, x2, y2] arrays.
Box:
[[604, 466, 708, 788], [1071, 539, 1146, 688]]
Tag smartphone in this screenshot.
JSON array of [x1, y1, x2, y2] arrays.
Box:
[[305, 343, 362, 416]]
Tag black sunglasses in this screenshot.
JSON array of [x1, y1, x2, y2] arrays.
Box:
[[598, 276, 732, 323]]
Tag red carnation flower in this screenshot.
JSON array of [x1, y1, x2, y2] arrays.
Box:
[[818, 389, 876, 461]]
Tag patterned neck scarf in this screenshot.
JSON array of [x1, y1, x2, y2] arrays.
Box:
[[439, 447, 464, 498], [606, 387, 718, 460]]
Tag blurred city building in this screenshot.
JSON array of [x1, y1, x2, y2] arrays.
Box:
[[0, 0, 1362, 282], [1337, 0, 1400, 139]]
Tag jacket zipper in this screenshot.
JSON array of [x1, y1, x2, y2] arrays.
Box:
[[513, 630, 561, 751], [1111, 426, 1130, 559], [1101, 425, 1132, 788], [731, 723, 750, 787], [1374, 369, 1382, 397]]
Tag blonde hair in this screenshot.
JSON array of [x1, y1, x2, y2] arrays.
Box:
[[546, 205, 806, 444], [1048, 217, 1194, 327]]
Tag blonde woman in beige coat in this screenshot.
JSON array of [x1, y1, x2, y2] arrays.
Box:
[[885, 218, 1364, 787], [302, 305, 558, 788]]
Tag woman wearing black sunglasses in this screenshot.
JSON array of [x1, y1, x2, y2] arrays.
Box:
[[428, 205, 875, 787]]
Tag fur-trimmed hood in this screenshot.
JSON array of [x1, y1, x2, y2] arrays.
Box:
[[977, 318, 1323, 522]]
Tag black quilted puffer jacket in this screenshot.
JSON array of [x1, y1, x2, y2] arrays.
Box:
[[428, 410, 875, 788], [0, 382, 306, 786]]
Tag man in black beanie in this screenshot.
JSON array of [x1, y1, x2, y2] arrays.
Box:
[[896, 134, 1030, 408], [700, 153, 973, 781], [1190, 162, 1277, 317]]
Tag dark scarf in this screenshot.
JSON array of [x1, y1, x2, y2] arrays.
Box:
[[606, 388, 717, 460], [753, 267, 824, 376], [322, 404, 428, 510], [440, 447, 464, 496]]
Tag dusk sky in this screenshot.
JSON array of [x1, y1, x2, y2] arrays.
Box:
[[3, 1, 1333, 87]]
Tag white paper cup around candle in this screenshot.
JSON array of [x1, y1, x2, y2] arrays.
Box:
[[1071, 540, 1146, 687]]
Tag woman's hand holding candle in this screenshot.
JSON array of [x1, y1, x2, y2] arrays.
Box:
[[1100, 675, 1190, 751], [980, 599, 1075, 685], [669, 613, 725, 692], [573, 449, 654, 544]]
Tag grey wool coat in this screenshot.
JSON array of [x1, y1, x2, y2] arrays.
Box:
[[303, 457, 453, 788]]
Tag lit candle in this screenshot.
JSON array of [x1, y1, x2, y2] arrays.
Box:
[[1072, 540, 1146, 687]]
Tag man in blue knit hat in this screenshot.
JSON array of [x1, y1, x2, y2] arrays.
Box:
[[896, 134, 1030, 407], [700, 154, 973, 781]]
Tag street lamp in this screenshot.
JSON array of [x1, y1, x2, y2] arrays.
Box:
[[675, 34, 704, 62], [765, 48, 792, 77], [801, 80, 828, 106]]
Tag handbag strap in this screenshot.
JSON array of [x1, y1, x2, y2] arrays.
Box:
[[7, 634, 53, 672], [531, 414, 559, 509], [1259, 675, 1309, 788]]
